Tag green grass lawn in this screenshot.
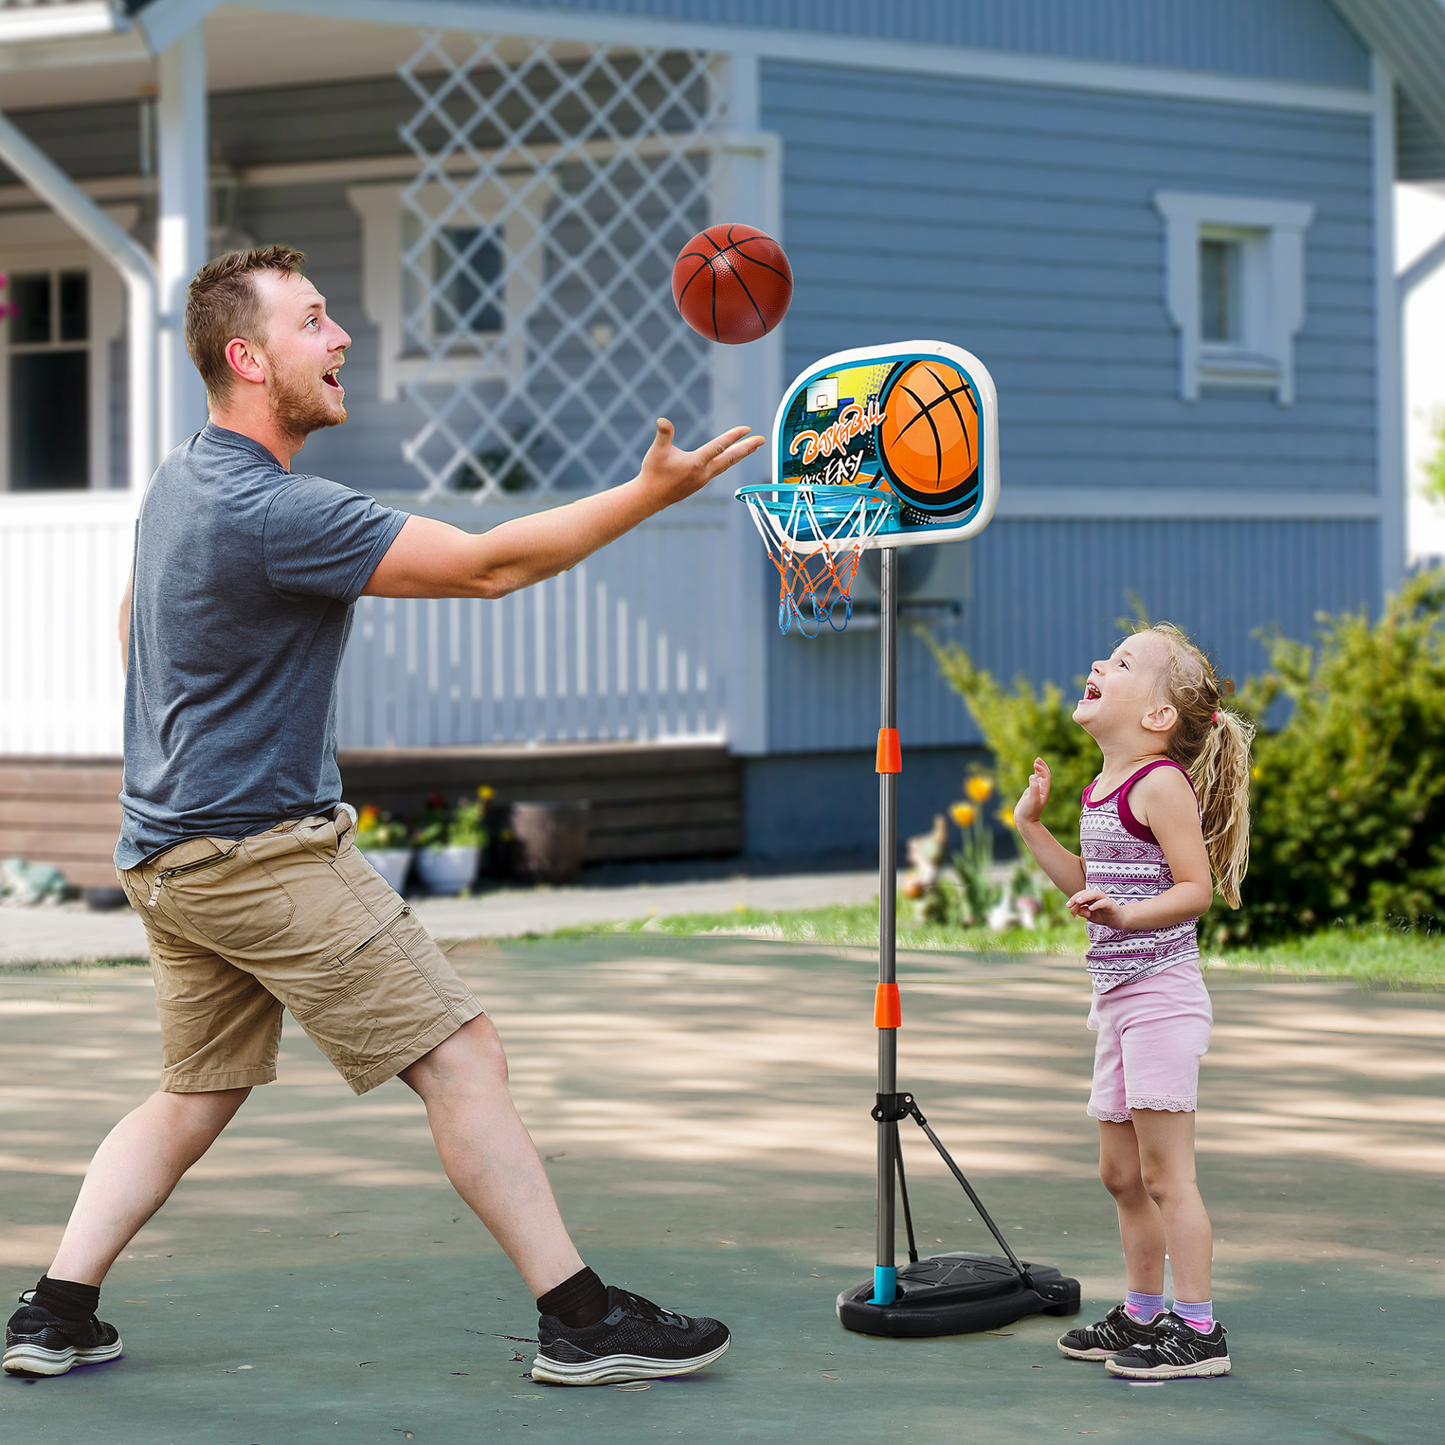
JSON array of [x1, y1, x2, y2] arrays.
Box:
[[546, 901, 1445, 990]]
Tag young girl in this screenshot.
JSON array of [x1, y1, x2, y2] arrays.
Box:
[[1013, 622, 1253, 1381]]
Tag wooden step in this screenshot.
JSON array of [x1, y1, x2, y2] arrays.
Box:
[[0, 744, 745, 888], [0, 759, 124, 889]]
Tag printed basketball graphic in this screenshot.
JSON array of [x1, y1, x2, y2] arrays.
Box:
[[671, 223, 793, 345], [877, 360, 980, 518]]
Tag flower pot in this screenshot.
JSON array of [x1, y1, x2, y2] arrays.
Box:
[[414, 845, 480, 896], [510, 801, 591, 884], [360, 847, 413, 894]]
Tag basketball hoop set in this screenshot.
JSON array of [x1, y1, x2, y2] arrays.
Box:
[[675, 227, 1079, 1338]]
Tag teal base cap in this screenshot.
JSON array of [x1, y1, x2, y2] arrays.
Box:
[[869, 1265, 897, 1306]]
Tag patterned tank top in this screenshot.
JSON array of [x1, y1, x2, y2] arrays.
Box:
[[1080, 758, 1200, 993]]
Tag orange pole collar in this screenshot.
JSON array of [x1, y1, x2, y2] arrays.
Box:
[[876, 727, 901, 774], [874, 982, 901, 1029]]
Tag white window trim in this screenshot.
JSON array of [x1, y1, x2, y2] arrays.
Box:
[[1155, 191, 1315, 406], [347, 180, 541, 404], [0, 207, 131, 491]]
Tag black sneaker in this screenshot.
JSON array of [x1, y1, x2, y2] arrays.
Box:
[[1104, 1310, 1230, 1379], [531, 1286, 730, 1386], [1057, 1302, 1158, 1361], [4, 1292, 122, 1377]]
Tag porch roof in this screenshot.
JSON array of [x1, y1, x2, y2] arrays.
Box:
[[4, 0, 1445, 177]]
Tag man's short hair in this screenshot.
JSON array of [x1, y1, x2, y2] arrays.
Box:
[[185, 245, 308, 402]]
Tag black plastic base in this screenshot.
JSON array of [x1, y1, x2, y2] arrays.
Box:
[[837, 1253, 1081, 1338]]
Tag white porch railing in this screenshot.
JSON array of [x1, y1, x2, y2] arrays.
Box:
[[337, 497, 731, 748], [0, 491, 735, 757], [0, 492, 136, 756]]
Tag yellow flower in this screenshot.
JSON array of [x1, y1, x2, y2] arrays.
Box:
[[965, 775, 994, 803], [478, 785, 495, 801], [950, 802, 977, 828], [997, 807, 1016, 830], [1251, 765, 1263, 782]]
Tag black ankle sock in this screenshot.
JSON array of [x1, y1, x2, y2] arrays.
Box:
[[33, 1276, 100, 1322], [536, 1266, 609, 1328]]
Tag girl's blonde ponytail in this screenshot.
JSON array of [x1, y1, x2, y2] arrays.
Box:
[[1188, 708, 1255, 908], [1141, 622, 1257, 908]]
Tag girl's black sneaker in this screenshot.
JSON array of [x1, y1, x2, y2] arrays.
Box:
[[4, 1292, 123, 1377], [1057, 1302, 1158, 1361], [531, 1286, 730, 1386], [1104, 1310, 1230, 1378]]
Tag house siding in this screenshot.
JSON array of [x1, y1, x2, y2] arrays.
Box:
[[764, 62, 1377, 495], [456, 0, 1370, 86], [760, 58, 1381, 755], [765, 519, 1379, 755]]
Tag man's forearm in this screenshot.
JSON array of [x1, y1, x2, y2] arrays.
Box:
[[467, 480, 658, 596]]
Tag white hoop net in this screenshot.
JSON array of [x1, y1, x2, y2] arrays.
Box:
[[739, 485, 898, 637]]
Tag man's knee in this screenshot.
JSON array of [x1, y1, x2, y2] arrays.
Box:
[[402, 1015, 508, 1097], [154, 1085, 251, 1132]]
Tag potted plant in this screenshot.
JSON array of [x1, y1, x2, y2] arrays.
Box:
[[412, 790, 490, 896], [352, 807, 413, 893]]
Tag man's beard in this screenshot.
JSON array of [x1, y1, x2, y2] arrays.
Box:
[[270, 360, 346, 437]]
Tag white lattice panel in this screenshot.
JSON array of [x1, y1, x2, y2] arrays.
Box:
[[396, 32, 720, 498]]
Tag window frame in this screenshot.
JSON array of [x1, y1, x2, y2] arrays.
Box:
[[0, 213, 128, 492], [1154, 191, 1315, 406], [348, 180, 542, 403]]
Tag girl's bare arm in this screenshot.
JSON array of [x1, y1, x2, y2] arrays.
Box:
[[1012, 757, 1087, 896]]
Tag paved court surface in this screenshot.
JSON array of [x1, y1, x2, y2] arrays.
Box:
[[0, 937, 1440, 1444]]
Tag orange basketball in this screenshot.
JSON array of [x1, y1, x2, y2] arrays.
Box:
[[671, 223, 793, 345], [877, 361, 979, 505]]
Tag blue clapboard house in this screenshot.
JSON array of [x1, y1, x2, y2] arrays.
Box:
[[3, 0, 1445, 880]]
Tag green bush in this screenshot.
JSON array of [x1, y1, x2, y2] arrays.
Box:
[[1223, 569, 1445, 943], [926, 571, 1445, 946], [922, 636, 1100, 851]]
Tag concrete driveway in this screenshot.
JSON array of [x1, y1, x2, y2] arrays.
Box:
[[0, 937, 1439, 1443]]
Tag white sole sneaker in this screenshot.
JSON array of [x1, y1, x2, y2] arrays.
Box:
[[531, 1337, 730, 1386], [3, 1336, 124, 1377], [1105, 1352, 1231, 1379]]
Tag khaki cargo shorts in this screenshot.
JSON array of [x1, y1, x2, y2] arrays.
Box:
[[117, 809, 482, 1095]]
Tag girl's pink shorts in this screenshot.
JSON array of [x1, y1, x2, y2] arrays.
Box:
[[1085, 959, 1212, 1122]]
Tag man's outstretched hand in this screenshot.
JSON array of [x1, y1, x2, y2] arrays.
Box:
[[638, 419, 764, 507]]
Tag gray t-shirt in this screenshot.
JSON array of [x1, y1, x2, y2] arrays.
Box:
[[116, 423, 407, 869]]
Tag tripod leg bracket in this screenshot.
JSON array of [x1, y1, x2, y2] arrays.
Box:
[[871, 1091, 915, 1124]]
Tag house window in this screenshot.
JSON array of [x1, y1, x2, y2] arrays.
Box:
[[349, 183, 537, 404], [1199, 237, 1242, 344], [432, 226, 503, 342], [6, 268, 89, 489], [1154, 193, 1315, 406]]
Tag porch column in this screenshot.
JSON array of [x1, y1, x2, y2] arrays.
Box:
[[157, 25, 209, 452]]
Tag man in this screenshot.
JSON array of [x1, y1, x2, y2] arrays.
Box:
[[4, 245, 761, 1386]]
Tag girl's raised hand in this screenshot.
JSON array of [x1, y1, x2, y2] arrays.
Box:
[[1013, 757, 1051, 828], [1067, 887, 1126, 929]]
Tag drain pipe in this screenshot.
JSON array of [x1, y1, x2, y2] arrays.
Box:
[[0, 108, 157, 491]]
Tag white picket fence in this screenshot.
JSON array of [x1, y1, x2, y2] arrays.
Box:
[[0, 492, 137, 756]]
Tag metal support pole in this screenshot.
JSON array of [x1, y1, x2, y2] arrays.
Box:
[[872, 545, 899, 1305], [157, 25, 210, 452]]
